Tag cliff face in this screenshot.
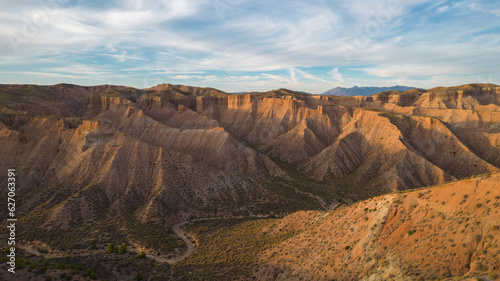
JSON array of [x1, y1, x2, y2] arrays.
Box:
[[194, 94, 255, 112], [228, 94, 254, 109], [82, 95, 129, 115], [413, 85, 500, 109]]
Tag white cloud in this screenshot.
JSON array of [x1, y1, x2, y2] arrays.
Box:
[[362, 64, 459, 78], [327, 68, 345, 84], [0, 0, 498, 92], [436, 5, 450, 14], [100, 51, 149, 63]]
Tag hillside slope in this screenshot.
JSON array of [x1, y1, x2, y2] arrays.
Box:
[[172, 174, 500, 281]]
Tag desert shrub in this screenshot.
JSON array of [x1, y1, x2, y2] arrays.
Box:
[[17, 259, 25, 269], [83, 269, 96, 279], [55, 262, 66, 270], [106, 243, 115, 254], [38, 266, 48, 274], [137, 251, 146, 258], [118, 243, 127, 254], [475, 235, 482, 243], [90, 238, 97, 248]]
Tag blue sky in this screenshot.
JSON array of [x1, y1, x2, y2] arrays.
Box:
[[0, 0, 499, 94]]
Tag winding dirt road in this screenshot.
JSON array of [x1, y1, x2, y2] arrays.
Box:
[[139, 221, 195, 264], [164, 222, 195, 264], [20, 221, 196, 265]]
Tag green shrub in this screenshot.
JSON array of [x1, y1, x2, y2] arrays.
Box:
[[107, 243, 115, 254], [118, 243, 127, 254], [83, 269, 97, 280], [17, 259, 25, 269], [55, 262, 66, 270], [135, 272, 143, 281], [137, 251, 146, 258], [38, 266, 48, 274]]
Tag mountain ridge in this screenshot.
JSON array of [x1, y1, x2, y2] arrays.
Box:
[[321, 85, 418, 96]]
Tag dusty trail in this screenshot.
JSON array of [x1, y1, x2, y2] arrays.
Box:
[[162, 222, 195, 264], [18, 222, 196, 265]]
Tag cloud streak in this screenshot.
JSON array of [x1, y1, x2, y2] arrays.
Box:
[[0, 0, 498, 93]]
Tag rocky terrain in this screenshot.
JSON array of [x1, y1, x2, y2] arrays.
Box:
[[0, 82, 499, 280]]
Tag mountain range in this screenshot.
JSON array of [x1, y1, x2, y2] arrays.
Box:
[[0, 82, 499, 280], [321, 85, 417, 96]]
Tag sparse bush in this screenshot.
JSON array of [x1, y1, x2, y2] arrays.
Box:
[[475, 234, 482, 243], [118, 243, 127, 254], [135, 272, 144, 281], [107, 243, 115, 254], [38, 266, 48, 274], [83, 269, 96, 279], [408, 229, 416, 235], [137, 251, 146, 258], [17, 259, 25, 269]]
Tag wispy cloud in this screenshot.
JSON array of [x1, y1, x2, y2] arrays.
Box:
[[0, 0, 498, 93]]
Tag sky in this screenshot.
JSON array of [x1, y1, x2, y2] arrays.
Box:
[[0, 0, 499, 94]]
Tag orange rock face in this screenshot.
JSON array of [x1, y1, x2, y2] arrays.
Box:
[[255, 174, 500, 281]]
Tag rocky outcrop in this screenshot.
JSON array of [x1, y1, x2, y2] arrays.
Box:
[[194, 94, 255, 112], [196, 96, 228, 113], [141, 96, 197, 111], [83, 95, 128, 113], [228, 94, 254, 109], [414, 85, 500, 109]]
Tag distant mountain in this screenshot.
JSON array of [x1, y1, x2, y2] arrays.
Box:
[[321, 85, 417, 96]]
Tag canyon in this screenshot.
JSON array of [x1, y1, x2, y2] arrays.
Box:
[[0, 82, 499, 280]]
